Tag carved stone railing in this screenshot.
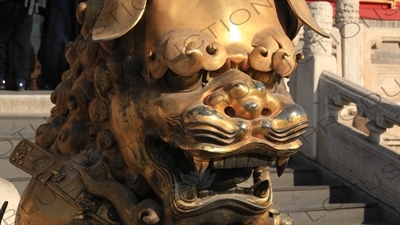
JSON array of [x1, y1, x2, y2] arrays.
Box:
[[320, 71, 400, 144], [318, 71, 400, 213]]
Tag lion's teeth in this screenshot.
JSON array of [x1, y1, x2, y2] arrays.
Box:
[[198, 189, 209, 198], [212, 159, 224, 169], [212, 156, 275, 169], [253, 180, 269, 198], [235, 187, 244, 194], [276, 157, 289, 177], [243, 188, 254, 195]]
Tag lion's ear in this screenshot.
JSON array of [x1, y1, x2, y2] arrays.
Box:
[[92, 0, 147, 41], [287, 0, 330, 38]]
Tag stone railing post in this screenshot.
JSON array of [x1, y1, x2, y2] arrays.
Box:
[[290, 1, 337, 160], [335, 0, 364, 85]]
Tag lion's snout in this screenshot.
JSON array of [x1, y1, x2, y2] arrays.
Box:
[[204, 70, 281, 120]]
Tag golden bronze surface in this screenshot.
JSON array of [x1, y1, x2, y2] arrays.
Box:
[[10, 0, 327, 224]]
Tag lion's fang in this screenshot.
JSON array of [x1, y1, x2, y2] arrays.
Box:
[[276, 157, 289, 177], [193, 156, 210, 173]]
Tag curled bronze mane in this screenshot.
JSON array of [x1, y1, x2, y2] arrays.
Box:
[[11, 0, 328, 224]]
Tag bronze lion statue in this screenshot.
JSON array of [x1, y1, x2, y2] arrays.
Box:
[[10, 0, 328, 224]]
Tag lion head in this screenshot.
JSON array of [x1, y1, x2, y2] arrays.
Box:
[[17, 0, 328, 224]]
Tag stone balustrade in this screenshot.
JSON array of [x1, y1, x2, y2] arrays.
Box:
[[318, 71, 400, 214], [320, 71, 400, 145]]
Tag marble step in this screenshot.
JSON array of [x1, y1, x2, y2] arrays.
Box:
[[0, 90, 53, 116], [273, 185, 349, 209], [270, 166, 319, 187], [286, 202, 380, 225]]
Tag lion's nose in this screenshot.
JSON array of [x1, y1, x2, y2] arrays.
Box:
[[205, 74, 282, 120], [224, 43, 251, 70]]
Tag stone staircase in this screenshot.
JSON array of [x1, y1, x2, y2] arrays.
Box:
[[271, 154, 398, 225]]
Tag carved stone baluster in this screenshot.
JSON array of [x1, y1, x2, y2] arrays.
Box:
[[356, 94, 394, 144], [327, 85, 350, 120], [365, 121, 386, 144]]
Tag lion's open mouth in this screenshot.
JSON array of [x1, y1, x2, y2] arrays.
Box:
[[145, 136, 284, 216]]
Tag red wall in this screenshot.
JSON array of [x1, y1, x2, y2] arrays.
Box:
[[306, 0, 400, 20]]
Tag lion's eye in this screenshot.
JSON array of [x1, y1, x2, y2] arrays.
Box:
[[163, 70, 203, 91]]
